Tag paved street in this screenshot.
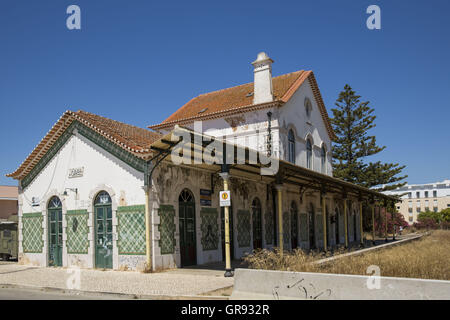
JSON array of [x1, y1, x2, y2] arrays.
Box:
[[0, 286, 131, 300], [0, 261, 234, 299]]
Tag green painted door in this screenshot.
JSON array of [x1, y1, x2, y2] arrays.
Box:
[[290, 209, 298, 249], [252, 198, 262, 250], [179, 202, 196, 266], [48, 202, 63, 267], [308, 205, 316, 249], [95, 205, 113, 269], [179, 189, 196, 267], [48, 208, 62, 267]]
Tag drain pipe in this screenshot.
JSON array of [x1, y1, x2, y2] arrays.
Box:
[[143, 164, 152, 271], [143, 146, 173, 272]]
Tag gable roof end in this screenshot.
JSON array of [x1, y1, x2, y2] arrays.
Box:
[[6, 110, 161, 180]]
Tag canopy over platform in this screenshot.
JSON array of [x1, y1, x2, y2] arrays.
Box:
[[148, 126, 398, 204]]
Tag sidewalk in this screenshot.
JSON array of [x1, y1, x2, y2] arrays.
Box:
[[0, 262, 234, 298]]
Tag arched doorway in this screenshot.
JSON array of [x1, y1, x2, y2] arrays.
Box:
[[48, 196, 62, 267], [290, 201, 298, 249], [94, 191, 113, 269], [335, 205, 340, 245], [308, 203, 316, 249], [179, 189, 196, 267], [326, 205, 331, 246], [252, 198, 262, 250]]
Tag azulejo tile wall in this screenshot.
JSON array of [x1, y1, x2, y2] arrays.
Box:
[[66, 210, 89, 254], [200, 207, 219, 251], [22, 213, 43, 253], [299, 213, 308, 242], [317, 213, 323, 240], [237, 210, 250, 248], [283, 211, 290, 247], [158, 205, 175, 254], [117, 205, 146, 255]]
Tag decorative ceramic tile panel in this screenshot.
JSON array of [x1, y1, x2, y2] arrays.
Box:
[[66, 210, 89, 254], [158, 205, 175, 254], [22, 213, 43, 253], [264, 211, 273, 245], [200, 208, 219, 251], [299, 213, 308, 242], [237, 210, 250, 248], [283, 211, 290, 247], [117, 205, 146, 255], [317, 213, 323, 240]]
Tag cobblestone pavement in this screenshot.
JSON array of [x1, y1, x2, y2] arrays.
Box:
[[0, 262, 234, 297]]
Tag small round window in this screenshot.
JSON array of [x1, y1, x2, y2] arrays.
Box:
[[305, 98, 312, 118]]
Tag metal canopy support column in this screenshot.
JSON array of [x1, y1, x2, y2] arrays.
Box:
[[219, 166, 233, 277], [359, 200, 364, 247], [392, 207, 396, 241], [143, 163, 152, 272], [384, 201, 388, 242], [275, 184, 284, 254], [343, 195, 348, 249], [321, 191, 327, 252], [371, 201, 376, 245]]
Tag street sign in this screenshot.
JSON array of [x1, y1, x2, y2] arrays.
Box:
[[200, 189, 212, 206], [220, 191, 231, 207]]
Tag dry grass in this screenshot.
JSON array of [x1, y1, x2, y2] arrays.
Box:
[[244, 230, 450, 280]]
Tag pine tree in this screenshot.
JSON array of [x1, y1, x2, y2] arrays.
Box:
[[331, 84, 407, 192]]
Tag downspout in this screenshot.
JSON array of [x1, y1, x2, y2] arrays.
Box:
[[266, 111, 272, 158], [144, 162, 152, 271]]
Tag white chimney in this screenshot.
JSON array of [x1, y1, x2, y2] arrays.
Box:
[[251, 52, 274, 104]]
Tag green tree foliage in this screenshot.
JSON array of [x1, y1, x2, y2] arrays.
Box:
[[331, 84, 407, 192], [418, 208, 450, 224]]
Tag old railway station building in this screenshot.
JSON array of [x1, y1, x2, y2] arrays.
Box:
[[7, 53, 394, 271]]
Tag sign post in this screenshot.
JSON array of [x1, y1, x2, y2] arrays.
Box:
[[219, 174, 232, 277]]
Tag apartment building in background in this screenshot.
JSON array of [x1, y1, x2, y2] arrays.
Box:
[[384, 180, 450, 224], [0, 185, 18, 220]]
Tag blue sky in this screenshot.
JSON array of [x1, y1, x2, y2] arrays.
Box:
[[1, 0, 449, 186]]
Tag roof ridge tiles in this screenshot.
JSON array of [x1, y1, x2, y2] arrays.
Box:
[[194, 70, 305, 98]]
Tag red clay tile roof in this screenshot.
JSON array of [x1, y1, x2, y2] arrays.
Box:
[[149, 70, 336, 140], [7, 110, 161, 180], [74, 110, 161, 152]]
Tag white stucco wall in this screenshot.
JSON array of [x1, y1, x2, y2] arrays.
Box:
[[278, 78, 332, 175], [18, 129, 146, 269]]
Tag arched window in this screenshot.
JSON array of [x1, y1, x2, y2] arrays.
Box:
[[321, 145, 326, 174], [48, 196, 62, 209], [94, 191, 112, 205], [306, 139, 312, 169], [288, 129, 295, 164], [305, 98, 312, 118], [179, 189, 194, 203]]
